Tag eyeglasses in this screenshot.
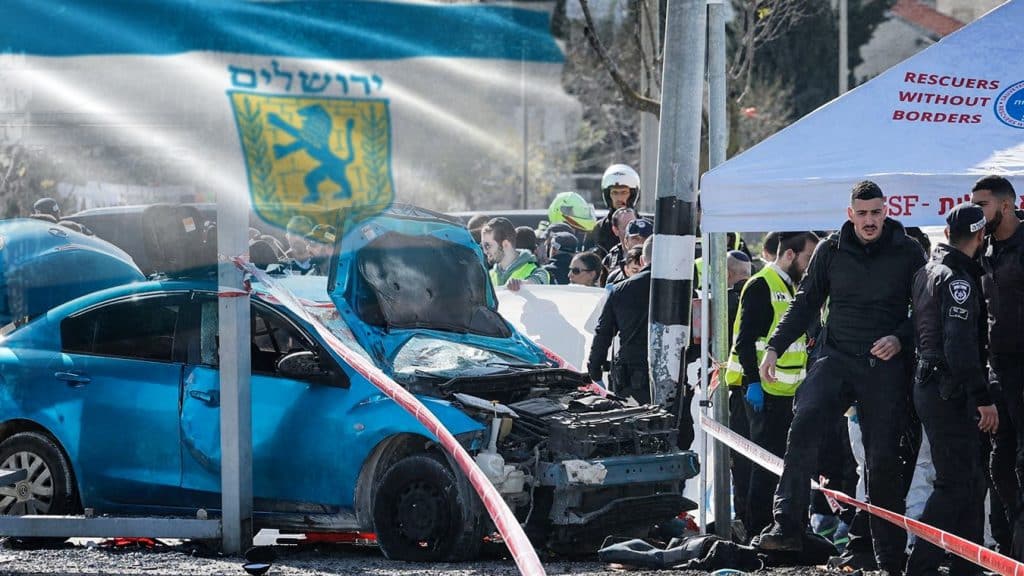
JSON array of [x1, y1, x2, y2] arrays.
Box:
[[569, 267, 594, 275]]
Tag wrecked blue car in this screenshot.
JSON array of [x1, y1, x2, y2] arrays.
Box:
[[0, 204, 697, 561]]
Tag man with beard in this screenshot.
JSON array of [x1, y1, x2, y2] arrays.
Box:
[[906, 202, 997, 576], [754, 182, 926, 576], [603, 207, 638, 283], [592, 164, 640, 256], [971, 175, 1024, 557], [724, 231, 819, 538], [481, 217, 549, 290]]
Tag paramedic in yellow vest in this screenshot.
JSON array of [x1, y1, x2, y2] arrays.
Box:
[[481, 217, 550, 291], [725, 231, 819, 537]]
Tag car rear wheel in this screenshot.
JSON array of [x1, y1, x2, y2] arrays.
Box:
[[372, 452, 482, 562], [0, 432, 77, 548]]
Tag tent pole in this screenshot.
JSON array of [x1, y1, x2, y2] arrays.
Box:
[[647, 0, 705, 410], [698, 231, 711, 534], [707, 0, 732, 538]]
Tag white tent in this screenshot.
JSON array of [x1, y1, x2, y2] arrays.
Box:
[[700, 0, 1024, 233]]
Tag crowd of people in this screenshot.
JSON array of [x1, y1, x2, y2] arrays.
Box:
[[475, 166, 1024, 576]]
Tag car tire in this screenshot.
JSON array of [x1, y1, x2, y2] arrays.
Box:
[[372, 452, 482, 562], [0, 432, 77, 548]]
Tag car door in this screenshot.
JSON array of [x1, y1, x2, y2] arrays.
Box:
[[57, 292, 187, 512], [179, 295, 351, 510]]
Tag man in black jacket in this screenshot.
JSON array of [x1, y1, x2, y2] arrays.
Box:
[[588, 236, 653, 404], [906, 202, 997, 576], [592, 164, 640, 257], [754, 181, 926, 576], [971, 175, 1024, 557]]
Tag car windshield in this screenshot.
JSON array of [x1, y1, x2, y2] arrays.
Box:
[[299, 302, 376, 366], [392, 335, 536, 384]]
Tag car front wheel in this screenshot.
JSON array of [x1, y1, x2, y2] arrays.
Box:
[[0, 432, 77, 517], [372, 452, 482, 562]]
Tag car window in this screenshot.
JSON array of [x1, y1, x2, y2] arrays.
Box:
[[198, 300, 313, 375], [61, 295, 181, 362]]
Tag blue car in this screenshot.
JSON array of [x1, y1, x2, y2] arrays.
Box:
[[0, 205, 697, 561]]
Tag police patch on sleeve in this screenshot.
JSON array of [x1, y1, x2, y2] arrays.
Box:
[[949, 306, 969, 320], [949, 279, 971, 304]]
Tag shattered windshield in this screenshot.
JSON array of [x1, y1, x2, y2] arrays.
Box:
[[392, 335, 537, 383], [300, 302, 375, 366]]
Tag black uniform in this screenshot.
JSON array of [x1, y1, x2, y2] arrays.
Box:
[[588, 266, 651, 404], [542, 252, 573, 285], [766, 218, 926, 571], [907, 243, 991, 576], [981, 220, 1024, 552]]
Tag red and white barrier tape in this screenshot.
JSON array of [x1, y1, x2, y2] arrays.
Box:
[[238, 263, 546, 576], [700, 413, 1024, 576]]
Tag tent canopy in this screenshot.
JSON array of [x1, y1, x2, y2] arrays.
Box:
[[701, 0, 1024, 233]]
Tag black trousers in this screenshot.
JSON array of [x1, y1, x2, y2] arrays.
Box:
[[611, 360, 651, 405], [746, 392, 793, 537], [906, 378, 985, 576], [773, 348, 909, 568], [990, 359, 1024, 545], [729, 387, 752, 528]]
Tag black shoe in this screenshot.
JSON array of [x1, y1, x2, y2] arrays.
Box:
[[753, 524, 803, 552], [827, 549, 879, 570]]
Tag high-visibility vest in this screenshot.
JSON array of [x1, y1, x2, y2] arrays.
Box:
[[724, 266, 807, 396], [489, 261, 542, 287]]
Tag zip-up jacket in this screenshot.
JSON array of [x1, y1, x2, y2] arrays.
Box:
[[981, 220, 1024, 363], [768, 218, 926, 357], [912, 243, 991, 406]]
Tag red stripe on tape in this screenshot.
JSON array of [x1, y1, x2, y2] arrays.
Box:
[[700, 413, 1024, 576]]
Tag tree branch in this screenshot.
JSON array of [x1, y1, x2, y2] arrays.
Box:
[[579, 0, 661, 118]]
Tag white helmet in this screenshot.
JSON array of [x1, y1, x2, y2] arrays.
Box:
[[601, 164, 640, 191]]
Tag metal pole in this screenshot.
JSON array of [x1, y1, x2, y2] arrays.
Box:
[[648, 0, 705, 410], [217, 191, 253, 554], [521, 45, 529, 210], [707, 0, 732, 538], [698, 230, 711, 534], [639, 0, 661, 212], [839, 0, 849, 93]]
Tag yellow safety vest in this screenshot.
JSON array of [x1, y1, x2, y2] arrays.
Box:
[[724, 266, 808, 396], [489, 261, 541, 287]]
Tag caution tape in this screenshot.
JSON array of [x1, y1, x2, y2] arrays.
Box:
[[700, 413, 1024, 576], [238, 263, 546, 576]]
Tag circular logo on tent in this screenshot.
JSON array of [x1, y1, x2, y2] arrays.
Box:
[[995, 80, 1024, 128]]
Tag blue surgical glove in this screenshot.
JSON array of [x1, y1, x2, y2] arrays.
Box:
[[745, 381, 765, 413]]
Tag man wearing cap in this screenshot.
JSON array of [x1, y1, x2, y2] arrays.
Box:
[[724, 232, 818, 538], [30, 197, 61, 223], [970, 176, 1024, 557], [624, 218, 653, 250], [542, 231, 577, 285], [755, 181, 926, 576], [906, 203, 997, 576], [588, 236, 654, 404]]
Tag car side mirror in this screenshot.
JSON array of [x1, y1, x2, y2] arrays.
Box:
[[276, 351, 348, 387]]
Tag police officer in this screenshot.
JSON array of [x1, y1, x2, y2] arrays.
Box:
[[725, 231, 819, 538], [588, 236, 653, 404], [906, 202, 997, 576], [755, 182, 926, 576], [970, 175, 1024, 556]]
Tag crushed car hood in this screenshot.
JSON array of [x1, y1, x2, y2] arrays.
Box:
[[328, 205, 552, 376]]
